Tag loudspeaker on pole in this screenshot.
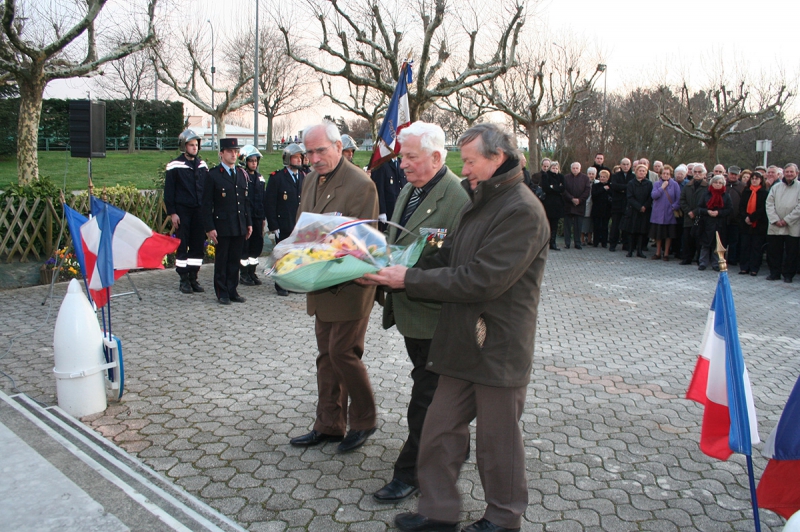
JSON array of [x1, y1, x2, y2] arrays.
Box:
[[69, 100, 106, 159]]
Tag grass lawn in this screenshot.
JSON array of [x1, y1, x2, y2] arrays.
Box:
[[0, 149, 466, 192]]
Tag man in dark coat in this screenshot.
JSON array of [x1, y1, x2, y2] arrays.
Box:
[[725, 165, 745, 265], [679, 164, 709, 265], [370, 156, 407, 230], [591, 169, 612, 247], [265, 143, 306, 296], [164, 129, 209, 294], [365, 123, 550, 532], [562, 162, 591, 249], [530, 157, 550, 187], [238, 145, 266, 286], [202, 138, 253, 304], [590, 153, 611, 175], [609, 158, 634, 251]]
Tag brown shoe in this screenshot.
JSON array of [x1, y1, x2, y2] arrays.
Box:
[[662, 256, 670, 262], [650, 254, 661, 260]]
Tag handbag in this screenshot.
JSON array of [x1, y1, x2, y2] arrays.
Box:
[[666, 187, 682, 218]]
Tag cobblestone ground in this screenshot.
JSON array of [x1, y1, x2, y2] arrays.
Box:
[[1, 247, 798, 531]]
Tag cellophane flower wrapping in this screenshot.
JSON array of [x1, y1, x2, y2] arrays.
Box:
[[265, 213, 426, 293]]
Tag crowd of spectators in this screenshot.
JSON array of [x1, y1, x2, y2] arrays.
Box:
[[529, 154, 800, 283]]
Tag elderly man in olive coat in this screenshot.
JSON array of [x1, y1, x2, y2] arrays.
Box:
[[364, 123, 550, 532]]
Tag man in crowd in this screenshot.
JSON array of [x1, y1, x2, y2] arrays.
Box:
[[341, 134, 358, 162], [713, 164, 726, 177], [562, 162, 591, 249], [653, 160, 664, 179], [265, 143, 306, 296], [639, 158, 657, 182], [531, 157, 551, 187], [766, 165, 781, 188], [164, 129, 209, 294], [765, 163, 800, 283], [726, 166, 744, 266], [679, 163, 708, 265], [609, 158, 634, 251], [363, 123, 549, 532], [238, 145, 266, 286], [202, 138, 252, 304], [289, 122, 380, 453], [370, 156, 407, 229], [370, 121, 470, 504], [591, 152, 610, 176]]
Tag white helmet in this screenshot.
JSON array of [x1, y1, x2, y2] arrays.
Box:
[[237, 144, 262, 166]]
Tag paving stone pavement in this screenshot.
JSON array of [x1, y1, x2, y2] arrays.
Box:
[[1, 246, 798, 531]]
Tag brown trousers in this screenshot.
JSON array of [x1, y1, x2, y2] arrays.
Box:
[[313, 316, 376, 434], [417, 375, 528, 528]]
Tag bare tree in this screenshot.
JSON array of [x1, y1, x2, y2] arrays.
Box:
[[258, 30, 312, 153], [435, 87, 491, 127], [420, 105, 468, 146], [278, 0, 524, 121], [658, 80, 792, 163], [153, 27, 253, 140], [0, 0, 157, 184], [96, 46, 153, 153], [322, 78, 387, 140], [482, 42, 603, 170]]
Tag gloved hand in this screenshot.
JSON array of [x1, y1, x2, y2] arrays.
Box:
[[378, 213, 387, 223]]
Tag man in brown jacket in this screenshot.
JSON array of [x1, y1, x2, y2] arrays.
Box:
[[288, 122, 380, 453], [364, 123, 550, 532]]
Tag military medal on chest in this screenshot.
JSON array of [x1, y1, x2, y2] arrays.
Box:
[[283, 192, 288, 200], [221, 187, 226, 198]]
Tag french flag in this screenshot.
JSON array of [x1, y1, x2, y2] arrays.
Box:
[[686, 272, 759, 460], [757, 374, 800, 519], [81, 197, 179, 307], [368, 61, 412, 171]]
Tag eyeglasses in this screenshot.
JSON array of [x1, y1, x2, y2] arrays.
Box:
[[307, 144, 334, 156]]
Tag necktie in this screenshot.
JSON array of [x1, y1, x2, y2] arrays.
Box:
[[400, 187, 423, 227]]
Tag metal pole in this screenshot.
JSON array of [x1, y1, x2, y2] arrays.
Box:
[[253, 0, 259, 148], [208, 20, 216, 149], [599, 64, 607, 153], [763, 149, 768, 168]]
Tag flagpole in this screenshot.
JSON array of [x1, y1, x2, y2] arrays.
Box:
[[715, 233, 761, 532]]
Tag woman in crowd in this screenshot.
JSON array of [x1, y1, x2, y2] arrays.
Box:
[[738, 171, 769, 276], [740, 169, 752, 188], [697, 174, 732, 271], [591, 170, 612, 247], [541, 161, 566, 251], [624, 164, 653, 258], [649, 164, 681, 261], [581, 167, 597, 246]]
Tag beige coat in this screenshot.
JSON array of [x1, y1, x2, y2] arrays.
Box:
[[766, 179, 800, 237], [298, 157, 379, 322]]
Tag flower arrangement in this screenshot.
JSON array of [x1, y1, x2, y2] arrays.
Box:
[[41, 247, 83, 284], [204, 241, 215, 262]]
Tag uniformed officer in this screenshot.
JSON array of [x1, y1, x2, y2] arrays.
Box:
[[202, 137, 253, 305], [237, 144, 266, 286], [164, 129, 209, 294], [370, 156, 407, 229], [341, 134, 358, 162], [264, 143, 305, 296]]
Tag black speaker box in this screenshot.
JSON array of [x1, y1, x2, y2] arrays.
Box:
[[69, 100, 106, 158]]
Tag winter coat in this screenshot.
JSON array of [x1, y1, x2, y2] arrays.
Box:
[[404, 161, 549, 388], [590, 181, 612, 218], [697, 189, 732, 247], [739, 186, 769, 236], [727, 181, 745, 227], [623, 177, 653, 234], [562, 172, 591, 216], [766, 179, 800, 237], [679, 179, 708, 228], [540, 170, 565, 219], [650, 179, 681, 225], [610, 170, 634, 213]]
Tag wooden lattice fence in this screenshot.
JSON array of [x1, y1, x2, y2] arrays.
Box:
[[0, 192, 173, 263]]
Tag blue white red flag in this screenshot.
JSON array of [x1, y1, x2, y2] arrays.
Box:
[[81, 197, 179, 307], [757, 374, 800, 519], [63, 203, 89, 276], [686, 272, 760, 460], [368, 61, 412, 171]]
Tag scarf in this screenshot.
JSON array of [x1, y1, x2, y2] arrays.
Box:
[[746, 185, 760, 215], [706, 185, 725, 210]]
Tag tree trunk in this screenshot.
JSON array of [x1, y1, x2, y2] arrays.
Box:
[[128, 104, 137, 154], [17, 76, 46, 185], [215, 115, 226, 140], [708, 138, 719, 164], [265, 114, 274, 153], [527, 122, 540, 171]]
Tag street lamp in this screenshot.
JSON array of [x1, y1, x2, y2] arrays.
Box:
[[552, 42, 567, 161], [598, 63, 607, 153], [207, 19, 216, 149], [253, 0, 259, 148]]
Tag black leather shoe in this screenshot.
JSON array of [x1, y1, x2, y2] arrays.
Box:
[[289, 430, 344, 447], [394, 512, 458, 532], [766, 274, 781, 281], [574, 244, 582, 250], [230, 295, 247, 303], [564, 244, 570, 249], [698, 265, 706, 271], [608, 246, 616, 252], [462, 518, 520, 532], [337, 427, 376, 453], [679, 260, 692, 265], [374, 478, 418, 503], [785, 277, 794, 283], [275, 284, 289, 296], [239, 274, 255, 286], [218, 297, 231, 305]]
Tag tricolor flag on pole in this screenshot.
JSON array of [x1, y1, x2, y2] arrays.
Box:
[[757, 374, 800, 519], [368, 61, 412, 171], [686, 235, 761, 530]]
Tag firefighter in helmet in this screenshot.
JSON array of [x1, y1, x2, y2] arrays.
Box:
[[164, 129, 209, 294], [341, 134, 358, 162], [264, 143, 306, 296], [237, 144, 267, 286]]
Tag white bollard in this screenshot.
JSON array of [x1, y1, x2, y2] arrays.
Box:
[[53, 279, 108, 418], [785, 510, 800, 532]]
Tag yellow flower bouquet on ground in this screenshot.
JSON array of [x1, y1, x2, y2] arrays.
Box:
[[266, 213, 426, 293]]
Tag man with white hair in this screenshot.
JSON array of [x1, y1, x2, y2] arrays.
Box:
[[765, 163, 800, 282], [562, 162, 591, 249], [679, 163, 709, 265], [370, 122, 470, 504], [766, 165, 781, 188], [289, 122, 380, 453]]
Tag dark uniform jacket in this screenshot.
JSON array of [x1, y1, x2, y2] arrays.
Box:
[[371, 159, 407, 220], [265, 167, 304, 239], [610, 170, 634, 213], [202, 164, 252, 237], [404, 160, 550, 388], [244, 170, 266, 220], [164, 154, 209, 214]]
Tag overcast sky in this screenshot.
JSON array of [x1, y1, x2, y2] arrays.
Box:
[[46, 0, 800, 123]]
